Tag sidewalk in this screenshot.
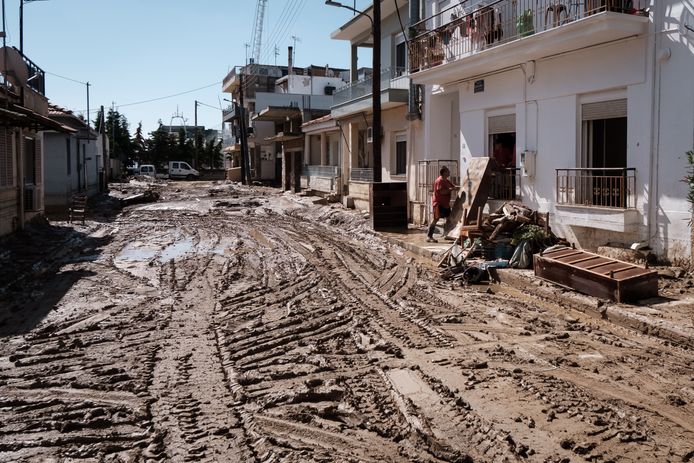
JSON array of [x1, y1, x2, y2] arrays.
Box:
[[379, 227, 694, 348]]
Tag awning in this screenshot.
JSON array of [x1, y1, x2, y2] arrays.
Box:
[[222, 143, 241, 153], [0, 104, 76, 133], [265, 131, 302, 142], [252, 106, 301, 122]]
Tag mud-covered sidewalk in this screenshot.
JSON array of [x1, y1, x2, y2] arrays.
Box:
[[0, 181, 692, 462]]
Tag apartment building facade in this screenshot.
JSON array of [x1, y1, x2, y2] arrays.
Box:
[[221, 58, 348, 187], [410, 0, 693, 261]]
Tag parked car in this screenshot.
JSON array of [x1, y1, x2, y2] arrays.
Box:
[[168, 161, 199, 180], [139, 164, 156, 176]]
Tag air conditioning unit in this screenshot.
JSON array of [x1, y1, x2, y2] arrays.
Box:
[[23, 185, 39, 211], [366, 126, 373, 144]]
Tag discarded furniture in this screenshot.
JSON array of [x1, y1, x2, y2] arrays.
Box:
[[68, 194, 87, 225], [369, 182, 408, 230], [445, 157, 492, 238], [534, 246, 658, 302]]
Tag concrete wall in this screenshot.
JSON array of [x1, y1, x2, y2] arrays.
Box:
[[255, 92, 335, 112], [349, 181, 370, 211], [282, 75, 347, 95], [44, 132, 74, 208], [421, 0, 694, 261]]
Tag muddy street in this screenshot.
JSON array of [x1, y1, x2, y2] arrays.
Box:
[[0, 181, 692, 462]]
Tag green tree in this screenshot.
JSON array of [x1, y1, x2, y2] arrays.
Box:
[[146, 124, 174, 169], [175, 128, 194, 164], [194, 129, 204, 168], [132, 122, 146, 164], [95, 109, 134, 166], [203, 137, 223, 169]]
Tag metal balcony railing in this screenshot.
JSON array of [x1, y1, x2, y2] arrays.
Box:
[[332, 67, 410, 107], [556, 167, 636, 209], [409, 0, 642, 73], [350, 167, 374, 182], [302, 165, 341, 178], [11, 47, 45, 95], [489, 167, 521, 200]]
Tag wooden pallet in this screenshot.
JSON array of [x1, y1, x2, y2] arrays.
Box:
[[533, 246, 658, 302]]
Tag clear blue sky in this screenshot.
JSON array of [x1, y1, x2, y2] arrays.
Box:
[[3, 0, 372, 135]]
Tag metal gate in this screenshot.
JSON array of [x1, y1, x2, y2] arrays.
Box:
[[417, 159, 459, 224]]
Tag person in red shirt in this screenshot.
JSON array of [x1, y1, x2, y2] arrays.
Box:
[[427, 166, 457, 242]]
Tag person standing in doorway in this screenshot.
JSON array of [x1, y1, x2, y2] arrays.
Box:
[[426, 166, 456, 242]]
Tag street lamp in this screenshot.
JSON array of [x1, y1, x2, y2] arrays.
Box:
[[325, 0, 382, 183]]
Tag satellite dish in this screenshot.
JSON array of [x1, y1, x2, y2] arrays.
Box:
[[0, 47, 29, 88]]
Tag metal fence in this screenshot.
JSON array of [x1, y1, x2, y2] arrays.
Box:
[[333, 67, 410, 107], [417, 159, 460, 223], [350, 167, 374, 183], [302, 165, 341, 178], [556, 167, 636, 208], [409, 0, 640, 73]]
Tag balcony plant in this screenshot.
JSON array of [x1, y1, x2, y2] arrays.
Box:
[[517, 9, 535, 37]]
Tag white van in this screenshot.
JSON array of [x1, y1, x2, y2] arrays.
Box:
[[139, 165, 156, 176], [168, 161, 200, 180]]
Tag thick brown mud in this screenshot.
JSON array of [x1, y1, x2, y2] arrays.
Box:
[[0, 181, 692, 462]]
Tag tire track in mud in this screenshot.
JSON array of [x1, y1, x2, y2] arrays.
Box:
[[1, 185, 692, 461], [210, 212, 527, 462]]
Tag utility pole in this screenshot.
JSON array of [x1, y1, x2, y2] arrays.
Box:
[[194, 100, 199, 169], [238, 70, 250, 185], [372, 0, 382, 182], [19, 0, 23, 54], [85, 82, 92, 131]]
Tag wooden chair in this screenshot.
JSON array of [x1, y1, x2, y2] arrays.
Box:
[[68, 194, 87, 225]]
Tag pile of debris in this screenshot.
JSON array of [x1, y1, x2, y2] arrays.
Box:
[[439, 202, 561, 283], [120, 189, 160, 207]]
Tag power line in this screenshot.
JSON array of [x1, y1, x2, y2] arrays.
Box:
[[117, 81, 221, 108], [45, 71, 88, 86], [74, 81, 222, 113]]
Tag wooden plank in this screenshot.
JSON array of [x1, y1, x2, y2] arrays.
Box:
[[552, 251, 586, 261], [583, 259, 615, 270], [563, 255, 601, 265]]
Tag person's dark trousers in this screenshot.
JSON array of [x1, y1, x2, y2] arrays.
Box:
[[427, 218, 439, 239]]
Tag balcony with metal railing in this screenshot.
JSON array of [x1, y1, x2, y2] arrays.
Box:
[[555, 167, 638, 233], [303, 165, 341, 178], [331, 67, 409, 118], [556, 167, 635, 209], [408, 0, 649, 84], [349, 167, 374, 183]]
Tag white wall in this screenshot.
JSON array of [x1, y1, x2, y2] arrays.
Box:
[[649, 0, 694, 261], [281, 75, 347, 95], [419, 0, 694, 260]]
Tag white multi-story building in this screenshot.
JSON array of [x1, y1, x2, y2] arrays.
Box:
[[221, 55, 348, 187], [411, 0, 693, 262]]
